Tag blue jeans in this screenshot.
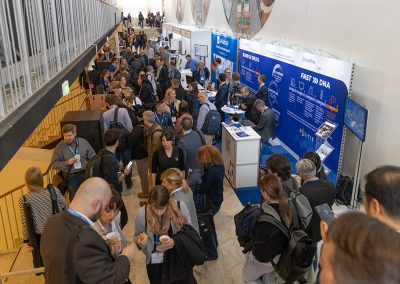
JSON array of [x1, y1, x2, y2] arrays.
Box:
[[68, 171, 85, 200], [117, 148, 133, 188]]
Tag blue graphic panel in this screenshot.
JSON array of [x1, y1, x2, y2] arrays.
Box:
[[211, 33, 238, 84]]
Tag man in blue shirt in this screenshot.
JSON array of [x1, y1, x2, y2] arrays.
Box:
[[109, 58, 119, 73], [184, 54, 198, 73], [215, 57, 225, 89]]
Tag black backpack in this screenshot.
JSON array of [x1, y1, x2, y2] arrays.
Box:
[[85, 152, 113, 179], [109, 107, 130, 151], [201, 103, 221, 135], [256, 202, 316, 282], [234, 204, 263, 252], [335, 175, 353, 206]]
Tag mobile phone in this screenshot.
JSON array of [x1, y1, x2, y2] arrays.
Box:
[[315, 203, 336, 225], [126, 161, 133, 169]]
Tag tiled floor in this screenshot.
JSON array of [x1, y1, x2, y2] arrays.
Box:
[[1, 163, 247, 284]]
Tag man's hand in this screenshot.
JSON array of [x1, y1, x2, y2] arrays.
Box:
[[67, 157, 77, 165], [25, 244, 34, 252]]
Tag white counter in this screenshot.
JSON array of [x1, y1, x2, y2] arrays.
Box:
[[221, 122, 261, 188]]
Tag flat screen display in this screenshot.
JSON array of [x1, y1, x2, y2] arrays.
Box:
[[344, 97, 368, 142], [194, 44, 208, 57]]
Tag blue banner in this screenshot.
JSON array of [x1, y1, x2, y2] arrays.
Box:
[[211, 33, 238, 84], [239, 40, 353, 183]]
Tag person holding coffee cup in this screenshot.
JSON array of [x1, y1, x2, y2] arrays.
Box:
[[134, 185, 193, 284], [93, 187, 127, 255]]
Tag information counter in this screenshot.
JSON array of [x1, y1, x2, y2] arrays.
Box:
[[221, 122, 261, 188]]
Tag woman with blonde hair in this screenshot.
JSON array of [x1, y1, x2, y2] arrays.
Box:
[[243, 174, 292, 283], [134, 185, 194, 284], [163, 88, 181, 123], [161, 168, 199, 233]]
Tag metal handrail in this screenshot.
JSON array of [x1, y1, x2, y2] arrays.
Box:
[[0, 164, 53, 200]]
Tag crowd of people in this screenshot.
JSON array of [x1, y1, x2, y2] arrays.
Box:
[[16, 28, 400, 284], [123, 12, 164, 30]]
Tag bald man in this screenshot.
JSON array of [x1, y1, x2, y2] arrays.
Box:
[[41, 177, 136, 283]]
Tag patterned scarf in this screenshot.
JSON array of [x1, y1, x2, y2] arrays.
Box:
[[146, 199, 187, 235]]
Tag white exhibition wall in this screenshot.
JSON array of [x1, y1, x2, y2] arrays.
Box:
[[165, 0, 400, 184]]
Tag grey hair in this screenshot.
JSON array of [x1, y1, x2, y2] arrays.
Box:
[[296, 159, 316, 177], [143, 111, 155, 123]]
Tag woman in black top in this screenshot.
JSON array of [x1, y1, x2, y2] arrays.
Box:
[[303, 151, 328, 181], [243, 174, 291, 283], [152, 128, 185, 186], [266, 154, 298, 196]]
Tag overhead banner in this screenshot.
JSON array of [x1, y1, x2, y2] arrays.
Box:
[[239, 39, 354, 182], [211, 33, 238, 84]]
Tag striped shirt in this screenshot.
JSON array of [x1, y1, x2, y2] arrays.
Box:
[[18, 188, 67, 241]]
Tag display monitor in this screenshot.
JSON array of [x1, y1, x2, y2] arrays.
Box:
[[194, 44, 208, 57], [344, 97, 368, 142]]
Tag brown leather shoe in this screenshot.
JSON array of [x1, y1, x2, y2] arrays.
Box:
[[137, 192, 148, 198]]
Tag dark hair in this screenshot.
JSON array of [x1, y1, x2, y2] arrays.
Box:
[[100, 69, 109, 77], [189, 82, 199, 95], [107, 186, 124, 210], [259, 175, 292, 229], [104, 129, 119, 146], [215, 57, 221, 64], [232, 72, 240, 81], [178, 101, 190, 117], [161, 127, 175, 142], [259, 74, 266, 83], [326, 212, 400, 284], [303, 151, 328, 180], [105, 94, 117, 106], [219, 73, 226, 82], [365, 165, 400, 219], [181, 117, 193, 131], [185, 54, 192, 59], [266, 154, 292, 181], [136, 108, 145, 119], [148, 185, 170, 208]]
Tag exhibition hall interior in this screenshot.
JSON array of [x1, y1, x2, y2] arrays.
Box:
[[0, 0, 399, 283]]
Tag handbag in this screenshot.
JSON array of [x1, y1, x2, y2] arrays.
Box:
[[52, 166, 72, 196], [196, 192, 215, 238]]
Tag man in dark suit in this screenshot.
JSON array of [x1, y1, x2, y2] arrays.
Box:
[[215, 73, 229, 122], [178, 117, 206, 171], [155, 57, 170, 100], [252, 99, 275, 143], [41, 177, 136, 283], [256, 74, 269, 105], [296, 158, 336, 243], [239, 86, 259, 124]]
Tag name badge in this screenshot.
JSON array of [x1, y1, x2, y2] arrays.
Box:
[[151, 252, 164, 264], [73, 161, 82, 170], [200, 76, 205, 82]]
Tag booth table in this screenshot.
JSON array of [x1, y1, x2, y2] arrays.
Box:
[[221, 122, 261, 188]]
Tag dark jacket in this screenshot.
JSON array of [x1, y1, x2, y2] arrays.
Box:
[[200, 164, 225, 214], [130, 60, 145, 81], [178, 130, 205, 170], [253, 107, 275, 143], [174, 85, 189, 102], [299, 179, 336, 243], [256, 84, 269, 104], [41, 211, 130, 284], [98, 149, 122, 193], [193, 67, 210, 84], [215, 82, 229, 111], [251, 203, 288, 263], [241, 94, 259, 124], [129, 122, 148, 160], [139, 81, 155, 110], [157, 64, 170, 86]]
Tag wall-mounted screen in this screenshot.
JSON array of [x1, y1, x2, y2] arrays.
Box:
[[194, 44, 208, 57], [344, 97, 368, 142]]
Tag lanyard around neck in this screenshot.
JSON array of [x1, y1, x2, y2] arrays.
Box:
[[66, 139, 79, 156]]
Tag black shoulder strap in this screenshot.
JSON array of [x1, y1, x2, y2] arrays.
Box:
[[204, 103, 210, 109], [257, 214, 289, 239], [195, 129, 206, 145], [113, 107, 119, 122], [177, 200, 181, 210], [47, 184, 59, 214]]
